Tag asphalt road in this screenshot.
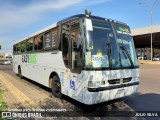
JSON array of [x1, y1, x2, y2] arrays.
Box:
[[124, 64, 160, 111], [0, 64, 13, 71], [0, 64, 160, 119]]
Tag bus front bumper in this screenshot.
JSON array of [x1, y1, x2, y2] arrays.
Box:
[[83, 82, 139, 105], [87, 81, 139, 92]]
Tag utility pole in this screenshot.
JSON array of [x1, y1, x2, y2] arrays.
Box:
[[139, 0, 158, 61]]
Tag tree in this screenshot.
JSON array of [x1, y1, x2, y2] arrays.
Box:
[[0, 44, 1, 49]]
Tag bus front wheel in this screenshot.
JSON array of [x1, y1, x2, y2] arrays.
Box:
[[51, 76, 62, 98]]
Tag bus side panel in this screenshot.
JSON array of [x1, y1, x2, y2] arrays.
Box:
[[63, 71, 84, 102], [13, 55, 21, 74], [28, 51, 67, 87], [13, 51, 67, 87], [13, 51, 84, 102], [21, 62, 30, 78]]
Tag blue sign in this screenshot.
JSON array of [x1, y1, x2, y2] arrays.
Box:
[[70, 80, 75, 90], [60, 74, 64, 86]]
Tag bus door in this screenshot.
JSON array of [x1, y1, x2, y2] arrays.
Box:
[[62, 19, 83, 100], [70, 20, 84, 100]]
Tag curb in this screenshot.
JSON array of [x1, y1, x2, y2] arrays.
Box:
[[139, 60, 160, 65]]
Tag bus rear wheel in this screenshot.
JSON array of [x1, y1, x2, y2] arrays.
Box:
[[18, 67, 23, 79], [51, 76, 62, 98]]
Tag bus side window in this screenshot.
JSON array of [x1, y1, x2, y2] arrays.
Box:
[[13, 45, 17, 53], [17, 44, 21, 53], [26, 39, 33, 52], [62, 33, 69, 66], [21, 41, 26, 53], [34, 35, 43, 51], [51, 27, 59, 49]]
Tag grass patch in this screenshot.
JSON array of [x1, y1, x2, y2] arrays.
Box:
[[0, 84, 9, 120], [0, 84, 8, 111]]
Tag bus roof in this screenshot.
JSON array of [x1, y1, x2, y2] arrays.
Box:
[[14, 23, 57, 44], [14, 14, 127, 44], [59, 14, 127, 25]]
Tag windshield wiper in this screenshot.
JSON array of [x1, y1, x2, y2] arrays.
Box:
[[120, 44, 134, 68], [107, 34, 112, 69]]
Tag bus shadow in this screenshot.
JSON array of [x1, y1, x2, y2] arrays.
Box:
[[40, 94, 138, 117], [61, 95, 129, 112], [21, 76, 128, 110], [19, 75, 51, 92], [19, 76, 139, 117], [123, 92, 160, 111], [41, 93, 160, 117]]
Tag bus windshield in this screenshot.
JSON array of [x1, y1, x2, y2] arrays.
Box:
[[84, 19, 139, 70], [113, 24, 139, 68]]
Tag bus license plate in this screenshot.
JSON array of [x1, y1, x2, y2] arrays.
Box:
[[117, 88, 125, 94]]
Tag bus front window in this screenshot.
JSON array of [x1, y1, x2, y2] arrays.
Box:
[[83, 19, 139, 70], [113, 24, 139, 68], [84, 19, 114, 69]]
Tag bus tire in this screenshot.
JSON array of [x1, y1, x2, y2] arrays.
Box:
[[18, 67, 23, 79], [51, 76, 62, 98]]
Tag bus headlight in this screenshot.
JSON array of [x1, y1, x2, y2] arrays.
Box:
[[88, 81, 94, 88], [88, 81, 101, 88], [133, 77, 139, 81]]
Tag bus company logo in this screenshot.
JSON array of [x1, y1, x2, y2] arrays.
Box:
[[2, 112, 11, 118], [118, 27, 130, 33], [70, 80, 75, 90], [22, 54, 36, 64]]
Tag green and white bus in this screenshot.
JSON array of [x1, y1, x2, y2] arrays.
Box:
[[13, 14, 139, 105]]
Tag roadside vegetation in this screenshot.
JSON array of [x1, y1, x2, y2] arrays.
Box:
[[0, 83, 7, 111]]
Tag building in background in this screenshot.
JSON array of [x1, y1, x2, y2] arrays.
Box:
[[132, 25, 160, 60], [0, 53, 13, 59]]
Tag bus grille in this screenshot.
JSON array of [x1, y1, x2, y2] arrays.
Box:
[[108, 77, 132, 85]]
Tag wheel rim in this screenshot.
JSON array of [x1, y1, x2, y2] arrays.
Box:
[[53, 80, 61, 94]]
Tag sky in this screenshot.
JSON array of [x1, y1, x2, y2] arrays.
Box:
[[0, 0, 160, 53]]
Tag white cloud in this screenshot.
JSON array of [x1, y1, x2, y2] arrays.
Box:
[[82, 0, 112, 6], [0, 0, 85, 52], [0, 0, 112, 33], [0, 0, 111, 52], [0, 0, 84, 33]]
